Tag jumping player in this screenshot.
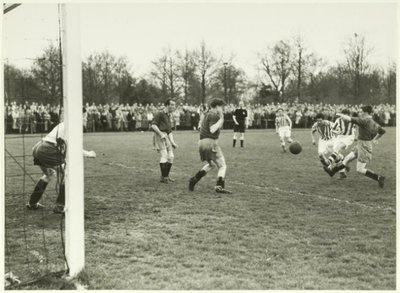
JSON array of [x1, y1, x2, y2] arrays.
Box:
[[326, 105, 385, 188], [275, 108, 293, 152], [151, 99, 178, 183], [232, 101, 248, 148], [189, 98, 231, 194]]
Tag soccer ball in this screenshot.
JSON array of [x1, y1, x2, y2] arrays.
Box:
[[289, 141, 302, 155]]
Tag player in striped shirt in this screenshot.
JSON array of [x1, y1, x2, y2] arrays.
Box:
[[311, 113, 337, 169], [275, 108, 293, 152], [328, 109, 357, 179]]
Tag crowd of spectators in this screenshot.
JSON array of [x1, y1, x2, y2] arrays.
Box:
[[4, 100, 396, 134]]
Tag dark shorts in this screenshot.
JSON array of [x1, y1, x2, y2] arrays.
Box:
[[198, 138, 224, 164], [233, 123, 245, 133], [32, 140, 65, 168]]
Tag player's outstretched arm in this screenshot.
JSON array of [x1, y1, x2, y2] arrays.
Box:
[[83, 149, 96, 158], [336, 113, 351, 121]]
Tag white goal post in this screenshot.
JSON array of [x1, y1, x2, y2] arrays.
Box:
[[61, 4, 85, 277]]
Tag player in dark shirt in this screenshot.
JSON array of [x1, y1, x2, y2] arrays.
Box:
[[151, 99, 178, 183], [232, 101, 248, 147], [325, 105, 385, 188], [189, 98, 231, 194], [27, 122, 96, 213]]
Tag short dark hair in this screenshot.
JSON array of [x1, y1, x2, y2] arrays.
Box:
[[210, 98, 225, 108], [341, 109, 350, 115], [361, 105, 373, 114], [316, 113, 324, 119], [164, 99, 175, 106]]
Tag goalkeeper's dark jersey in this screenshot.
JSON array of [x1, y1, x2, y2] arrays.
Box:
[[351, 116, 385, 141], [200, 111, 220, 140]]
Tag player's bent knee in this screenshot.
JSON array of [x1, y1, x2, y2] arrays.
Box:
[[40, 175, 50, 183], [218, 164, 227, 174]]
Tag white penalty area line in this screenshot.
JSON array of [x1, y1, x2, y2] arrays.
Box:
[[233, 181, 396, 214], [106, 162, 395, 214]]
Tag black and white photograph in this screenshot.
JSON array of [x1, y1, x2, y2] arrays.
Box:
[[1, 1, 397, 290]]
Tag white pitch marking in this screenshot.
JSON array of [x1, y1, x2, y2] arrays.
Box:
[[106, 162, 395, 214]]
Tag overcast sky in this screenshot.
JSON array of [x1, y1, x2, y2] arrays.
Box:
[[2, 2, 398, 80]]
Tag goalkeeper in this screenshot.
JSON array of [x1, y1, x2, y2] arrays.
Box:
[[26, 121, 96, 213]]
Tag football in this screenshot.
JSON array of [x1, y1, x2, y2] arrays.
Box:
[[289, 141, 302, 155]]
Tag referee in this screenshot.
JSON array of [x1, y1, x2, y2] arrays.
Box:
[[232, 101, 248, 148]]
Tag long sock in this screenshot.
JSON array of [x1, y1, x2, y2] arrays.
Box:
[[216, 177, 225, 188], [331, 163, 346, 173], [56, 183, 65, 205], [194, 170, 207, 181], [29, 179, 48, 206], [160, 163, 167, 177], [165, 162, 172, 176], [233, 139, 236, 147], [319, 154, 329, 167], [328, 152, 344, 165], [240, 140, 244, 147], [365, 170, 379, 181]]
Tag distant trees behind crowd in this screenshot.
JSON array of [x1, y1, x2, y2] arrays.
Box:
[[4, 34, 396, 107]]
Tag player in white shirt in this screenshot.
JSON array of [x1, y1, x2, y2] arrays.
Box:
[[27, 122, 96, 213], [275, 108, 293, 152], [329, 109, 356, 179]]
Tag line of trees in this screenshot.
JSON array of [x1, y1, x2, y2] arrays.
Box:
[[4, 34, 396, 107]]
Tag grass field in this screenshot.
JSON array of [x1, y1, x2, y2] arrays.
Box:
[[4, 128, 396, 290]]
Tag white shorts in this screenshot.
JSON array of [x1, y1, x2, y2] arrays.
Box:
[[318, 139, 334, 155], [333, 135, 355, 150], [278, 126, 291, 138]]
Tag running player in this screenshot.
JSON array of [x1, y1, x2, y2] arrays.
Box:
[[326, 105, 385, 188], [275, 108, 293, 152], [328, 109, 357, 179], [311, 113, 337, 169], [189, 98, 231, 194]]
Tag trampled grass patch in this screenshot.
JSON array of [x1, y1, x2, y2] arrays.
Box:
[[4, 128, 396, 289]]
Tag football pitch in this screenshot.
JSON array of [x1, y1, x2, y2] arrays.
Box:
[[4, 128, 396, 289]]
